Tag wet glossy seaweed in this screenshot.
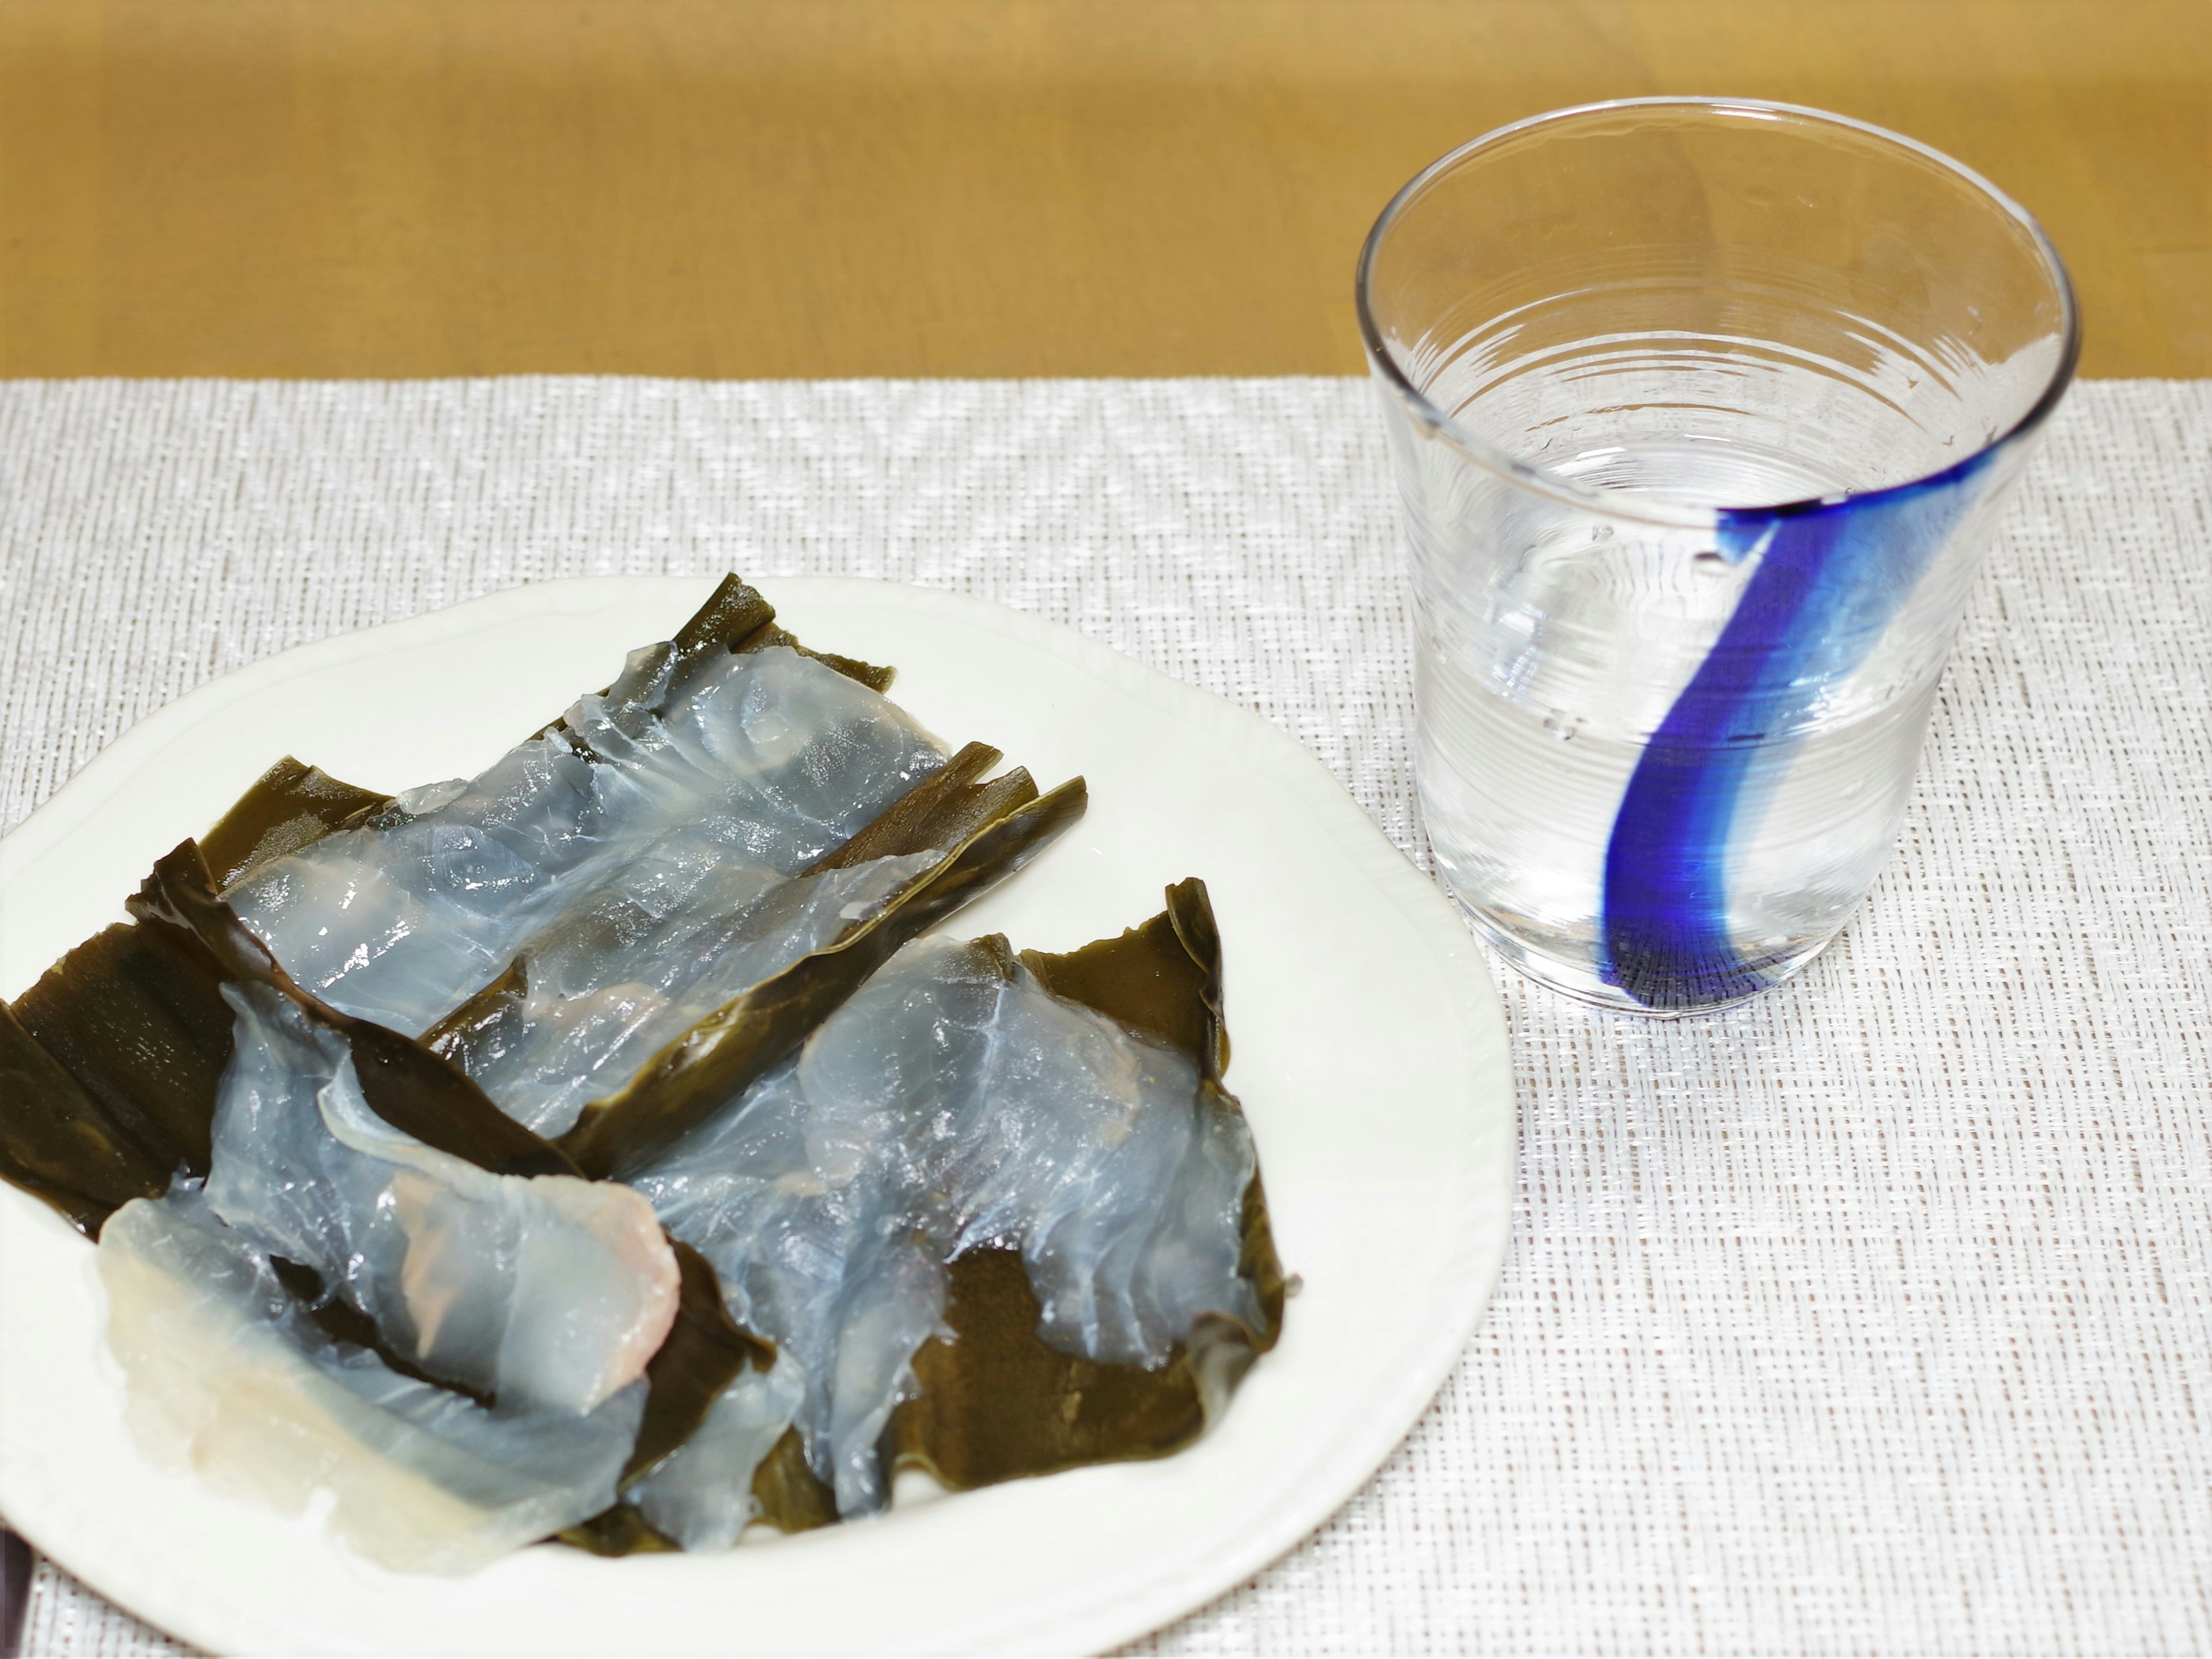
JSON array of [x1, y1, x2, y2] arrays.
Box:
[[200, 757, 391, 890], [0, 578, 1275, 1564], [0, 574, 929, 1230], [0, 1002, 170, 1237], [555, 776, 1090, 1180], [879, 878, 1285, 1498]]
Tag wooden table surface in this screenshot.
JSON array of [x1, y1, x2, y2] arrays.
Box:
[[0, 1, 2203, 381]]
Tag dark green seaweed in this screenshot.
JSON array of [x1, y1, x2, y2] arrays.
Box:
[[748, 1426, 842, 1533], [803, 741, 1029, 874], [537, 574, 895, 750], [880, 878, 1285, 1498], [556, 1505, 683, 1556], [200, 757, 391, 890], [669, 573, 896, 696], [420, 740, 1041, 1073], [624, 1240, 772, 1484], [556, 776, 1089, 1180], [0, 573, 915, 1230], [9, 920, 236, 1197], [0, 1002, 171, 1236]]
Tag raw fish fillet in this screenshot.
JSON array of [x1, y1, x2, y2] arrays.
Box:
[[427, 844, 942, 1139], [631, 926, 1264, 1527], [226, 642, 947, 1036], [92, 976, 691, 1572], [202, 982, 680, 1415], [100, 1190, 648, 1576]]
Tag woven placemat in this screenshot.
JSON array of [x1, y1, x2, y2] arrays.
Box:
[[2, 377, 2207, 1656]]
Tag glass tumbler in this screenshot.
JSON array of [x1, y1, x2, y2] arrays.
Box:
[[1358, 98, 2078, 1015]]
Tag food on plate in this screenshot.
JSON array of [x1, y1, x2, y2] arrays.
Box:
[[2, 578, 1077, 1232], [98, 980, 678, 1572], [621, 879, 1284, 1545], [0, 578, 1282, 1573]]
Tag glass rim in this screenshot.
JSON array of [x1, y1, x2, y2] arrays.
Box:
[[1353, 96, 2082, 530]]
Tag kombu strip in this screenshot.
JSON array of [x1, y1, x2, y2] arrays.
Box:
[[535, 573, 895, 749], [555, 775, 1089, 1181], [0, 570, 899, 1236], [881, 878, 1286, 1499], [419, 738, 1037, 1071], [0, 570, 1099, 1548], [666, 573, 896, 696], [5, 917, 238, 1231], [0, 1003, 169, 1237], [126, 841, 765, 1493], [199, 757, 392, 889], [658, 882, 1290, 1543]]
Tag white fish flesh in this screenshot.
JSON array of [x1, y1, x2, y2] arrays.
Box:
[[629, 934, 1261, 1527], [202, 983, 680, 1414], [433, 843, 944, 1140], [94, 981, 684, 1571], [225, 643, 946, 1036], [628, 1355, 807, 1551], [100, 1190, 649, 1575]]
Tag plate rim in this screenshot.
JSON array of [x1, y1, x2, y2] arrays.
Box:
[[0, 574, 1516, 1656]]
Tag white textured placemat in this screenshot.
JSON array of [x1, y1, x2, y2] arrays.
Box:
[[2, 377, 2208, 1657]]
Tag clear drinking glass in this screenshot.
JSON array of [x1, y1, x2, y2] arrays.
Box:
[[1357, 98, 2078, 1015]]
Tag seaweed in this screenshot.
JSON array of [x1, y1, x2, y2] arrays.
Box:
[[556, 1505, 683, 1557], [0, 1002, 171, 1237], [879, 878, 1285, 1498], [573, 1427, 844, 1552], [536, 574, 893, 751], [130, 842, 578, 1179], [8, 920, 236, 1202], [748, 1426, 841, 1533], [0, 573, 925, 1225], [126, 842, 763, 1488], [417, 739, 1039, 1074], [0, 757, 391, 1240], [555, 775, 1089, 1180], [668, 573, 896, 696], [622, 1240, 772, 1485], [200, 757, 391, 889]]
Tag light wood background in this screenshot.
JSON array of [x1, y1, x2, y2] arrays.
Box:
[[0, 1, 2203, 380]]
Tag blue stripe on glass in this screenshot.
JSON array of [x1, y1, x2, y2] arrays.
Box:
[[1597, 451, 1994, 1010]]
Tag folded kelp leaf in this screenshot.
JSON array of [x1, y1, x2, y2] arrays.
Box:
[[554, 775, 1089, 1181], [618, 880, 1284, 1547], [222, 578, 946, 1038], [891, 878, 1287, 1493], [0, 575, 1032, 1229], [3, 840, 762, 1564], [0, 1002, 172, 1237], [199, 756, 392, 890], [101, 1188, 652, 1575], [419, 743, 1080, 1144], [94, 973, 689, 1573], [3, 906, 239, 1234]]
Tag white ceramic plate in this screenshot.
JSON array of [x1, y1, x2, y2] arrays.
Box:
[[0, 576, 1513, 1657]]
